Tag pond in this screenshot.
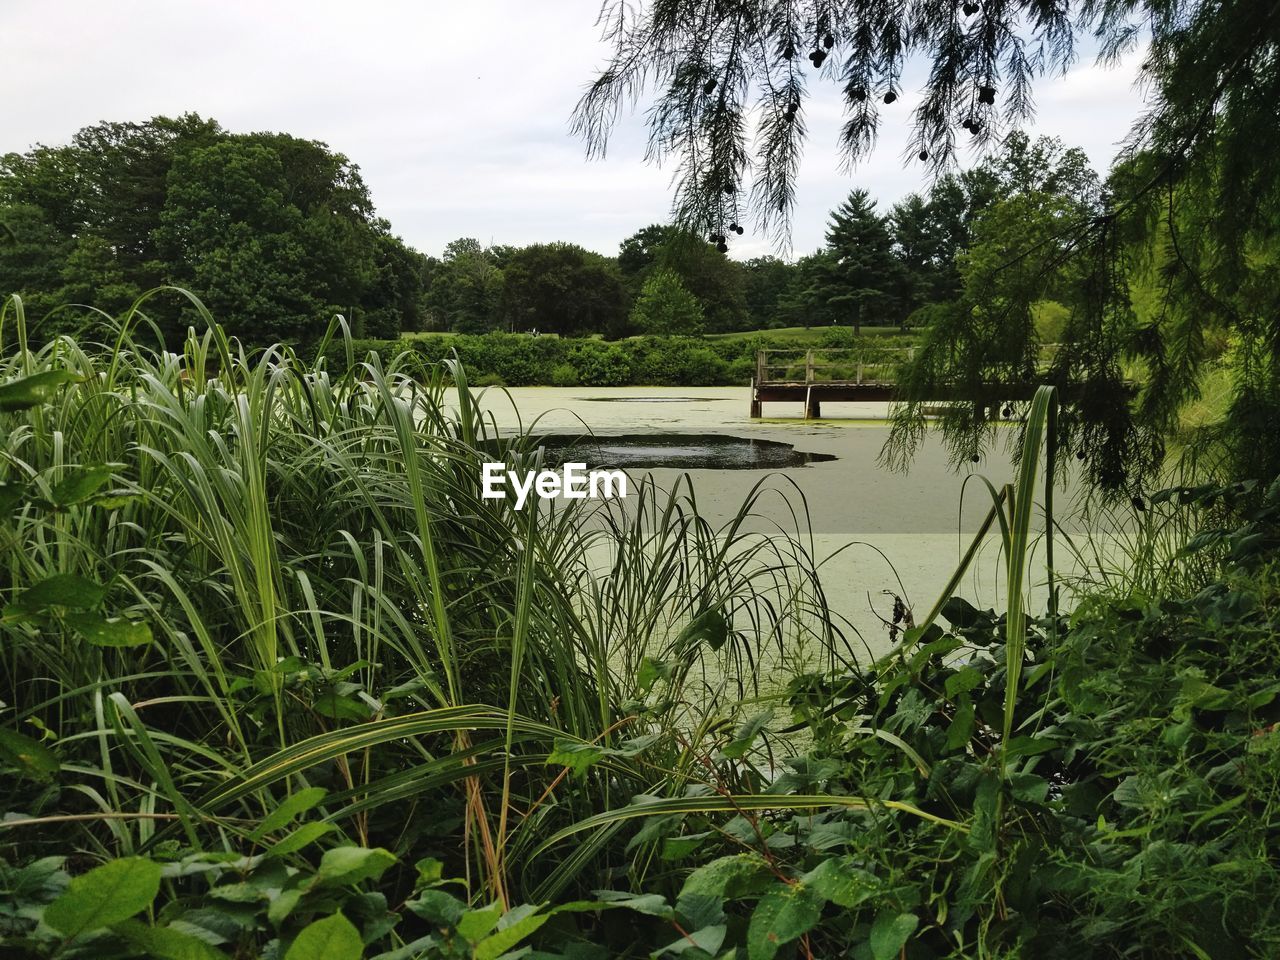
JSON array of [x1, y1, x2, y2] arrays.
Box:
[[463, 385, 1111, 659]]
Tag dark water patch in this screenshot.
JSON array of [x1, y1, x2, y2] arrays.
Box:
[[536, 433, 837, 470]]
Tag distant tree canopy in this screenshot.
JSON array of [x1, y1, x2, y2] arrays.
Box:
[[0, 114, 424, 343], [618, 224, 747, 332], [425, 239, 505, 335], [1, 115, 1093, 348], [502, 243, 628, 337]]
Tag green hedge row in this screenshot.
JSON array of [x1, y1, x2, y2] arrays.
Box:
[[322, 331, 912, 387], [324, 333, 761, 386]]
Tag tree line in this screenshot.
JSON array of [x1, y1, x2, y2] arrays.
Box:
[[1, 114, 1096, 346]]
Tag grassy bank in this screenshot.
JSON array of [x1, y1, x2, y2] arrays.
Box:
[[3, 308, 1278, 957]]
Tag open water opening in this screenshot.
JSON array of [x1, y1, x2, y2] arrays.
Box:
[[536, 433, 837, 470]]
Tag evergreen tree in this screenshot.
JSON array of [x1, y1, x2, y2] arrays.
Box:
[[817, 190, 901, 333]]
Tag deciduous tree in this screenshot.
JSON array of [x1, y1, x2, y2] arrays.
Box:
[[629, 269, 705, 335]]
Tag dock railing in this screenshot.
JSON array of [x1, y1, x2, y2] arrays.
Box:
[[754, 346, 916, 387], [754, 343, 1066, 388], [749, 343, 1070, 418]]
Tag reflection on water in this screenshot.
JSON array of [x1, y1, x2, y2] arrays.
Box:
[[536, 433, 837, 470]]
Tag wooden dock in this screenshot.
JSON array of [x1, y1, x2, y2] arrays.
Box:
[[749, 346, 1073, 418]]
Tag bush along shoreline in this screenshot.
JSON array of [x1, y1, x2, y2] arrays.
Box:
[[324, 330, 914, 388], [2, 315, 1279, 958]]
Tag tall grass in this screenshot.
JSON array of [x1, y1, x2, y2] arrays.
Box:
[[0, 295, 875, 900]]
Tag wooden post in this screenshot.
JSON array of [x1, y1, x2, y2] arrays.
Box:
[[804, 385, 821, 419], [805, 350, 814, 384], [749, 377, 762, 417]]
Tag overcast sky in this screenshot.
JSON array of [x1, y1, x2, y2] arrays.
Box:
[[2, 1, 1148, 260]]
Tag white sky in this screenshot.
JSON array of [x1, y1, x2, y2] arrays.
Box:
[[1, 1, 1148, 260]]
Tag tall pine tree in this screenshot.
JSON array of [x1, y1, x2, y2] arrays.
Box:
[[817, 190, 900, 334]]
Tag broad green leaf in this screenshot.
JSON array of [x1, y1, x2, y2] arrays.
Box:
[[0, 727, 59, 780], [589, 890, 673, 919], [547, 739, 606, 777], [870, 910, 918, 960], [269, 887, 304, 926], [413, 856, 444, 888], [747, 885, 823, 960], [719, 710, 774, 760], [474, 909, 551, 960], [167, 912, 239, 945], [406, 889, 466, 926], [267, 821, 334, 856], [16, 574, 106, 613], [92, 494, 136, 510], [456, 902, 502, 941], [1002, 736, 1057, 759], [7, 856, 67, 899], [50, 466, 114, 507], [67, 612, 152, 647], [677, 890, 726, 931], [312, 692, 370, 721], [674, 606, 729, 651], [660, 833, 707, 860], [615, 733, 660, 756], [679, 853, 771, 901], [653, 923, 726, 956], [0, 370, 76, 411], [944, 666, 984, 698], [801, 857, 879, 907], [944, 700, 976, 752], [44, 857, 162, 938], [636, 656, 675, 694], [113, 919, 228, 960], [285, 912, 362, 960], [311, 845, 397, 888], [252, 786, 328, 840], [208, 882, 265, 904], [1008, 771, 1049, 805], [968, 773, 1001, 851], [940, 595, 983, 628]]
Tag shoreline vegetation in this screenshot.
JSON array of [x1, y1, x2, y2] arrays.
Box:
[[3, 315, 1278, 957], [333, 328, 916, 388]]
